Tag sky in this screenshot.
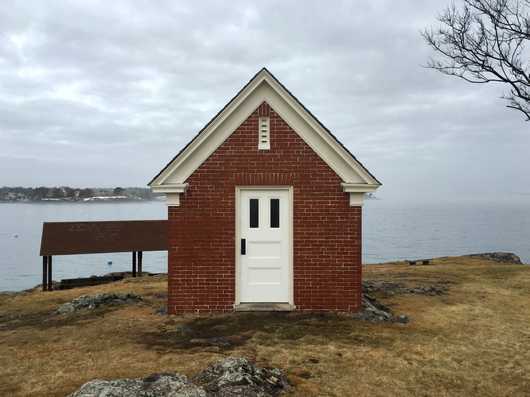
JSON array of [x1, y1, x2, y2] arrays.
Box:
[[0, 0, 529, 203]]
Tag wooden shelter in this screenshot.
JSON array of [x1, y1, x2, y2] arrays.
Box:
[[39, 220, 168, 291]]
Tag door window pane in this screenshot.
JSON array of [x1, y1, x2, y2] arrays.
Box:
[[250, 199, 259, 228], [270, 198, 280, 228]]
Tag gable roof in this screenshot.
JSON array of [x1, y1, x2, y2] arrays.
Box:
[[149, 68, 381, 189]]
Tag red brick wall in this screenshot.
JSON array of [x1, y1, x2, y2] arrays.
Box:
[[167, 102, 362, 313]]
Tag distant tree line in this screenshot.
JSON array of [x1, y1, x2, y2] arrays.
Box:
[[0, 186, 161, 202]]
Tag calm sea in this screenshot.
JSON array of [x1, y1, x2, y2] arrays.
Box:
[[0, 200, 528, 291]]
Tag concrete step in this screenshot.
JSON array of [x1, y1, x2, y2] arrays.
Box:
[[234, 303, 295, 312]]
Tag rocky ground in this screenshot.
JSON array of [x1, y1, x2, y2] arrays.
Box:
[[56, 292, 142, 314], [353, 293, 409, 323], [70, 357, 288, 397], [362, 280, 449, 297], [467, 252, 522, 263]]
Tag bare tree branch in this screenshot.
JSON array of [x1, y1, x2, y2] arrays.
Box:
[[423, 0, 530, 121]]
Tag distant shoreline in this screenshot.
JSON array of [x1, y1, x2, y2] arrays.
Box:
[[0, 186, 162, 203], [0, 198, 163, 204]]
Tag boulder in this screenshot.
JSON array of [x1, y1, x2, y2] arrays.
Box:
[[69, 373, 205, 397], [193, 357, 288, 397], [68, 358, 288, 397]]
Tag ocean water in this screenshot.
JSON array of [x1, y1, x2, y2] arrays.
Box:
[[0, 200, 528, 291], [0, 202, 168, 292]]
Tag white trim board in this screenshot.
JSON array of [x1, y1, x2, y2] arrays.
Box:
[[149, 68, 381, 206]]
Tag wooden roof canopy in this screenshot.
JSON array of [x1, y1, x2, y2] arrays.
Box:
[[40, 220, 168, 256]]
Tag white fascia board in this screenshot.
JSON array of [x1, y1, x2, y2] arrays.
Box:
[[150, 183, 188, 194], [150, 69, 380, 188], [341, 183, 379, 193]]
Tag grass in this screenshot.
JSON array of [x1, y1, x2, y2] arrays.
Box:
[[1, 256, 530, 396]]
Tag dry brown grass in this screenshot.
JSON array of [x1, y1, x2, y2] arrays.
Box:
[[1, 257, 530, 396]]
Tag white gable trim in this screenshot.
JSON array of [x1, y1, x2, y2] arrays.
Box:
[[150, 69, 380, 205]]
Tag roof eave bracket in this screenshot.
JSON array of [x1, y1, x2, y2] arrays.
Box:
[[341, 182, 380, 207]]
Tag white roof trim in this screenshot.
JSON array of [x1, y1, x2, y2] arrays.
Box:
[[150, 183, 188, 194], [150, 68, 381, 189], [341, 183, 379, 193]]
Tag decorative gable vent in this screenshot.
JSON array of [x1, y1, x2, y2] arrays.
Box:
[[149, 69, 381, 207], [258, 117, 270, 150]]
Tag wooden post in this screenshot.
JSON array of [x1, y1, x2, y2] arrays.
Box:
[[132, 251, 137, 277], [42, 256, 48, 291], [48, 256, 53, 291], [138, 251, 143, 276]]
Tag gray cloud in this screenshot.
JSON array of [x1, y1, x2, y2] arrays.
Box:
[[0, 0, 528, 202]]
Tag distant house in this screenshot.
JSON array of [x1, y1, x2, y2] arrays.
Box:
[[149, 68, 381, 313]]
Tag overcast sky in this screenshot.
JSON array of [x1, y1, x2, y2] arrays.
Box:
[[1, 0, 528, 202]]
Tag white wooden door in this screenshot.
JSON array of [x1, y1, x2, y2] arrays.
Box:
[[239, 189, 290, 303]]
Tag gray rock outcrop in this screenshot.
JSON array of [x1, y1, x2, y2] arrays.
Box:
[[68, 357, 288, 397], [56, 293, 142, 314], [352, 294, 409, 324], [194, 357, 288, 396], [363, 280, 448, 296], [69, 373, 205, 397], [468, 252, 523, 264]]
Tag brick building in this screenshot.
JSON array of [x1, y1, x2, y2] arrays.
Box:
[[149, 68, 380, 314]]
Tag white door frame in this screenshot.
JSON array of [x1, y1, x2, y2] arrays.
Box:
[[234, 186, 294, 306]]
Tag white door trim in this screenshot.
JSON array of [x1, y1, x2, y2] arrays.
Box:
[[235, 186, 294, 306]]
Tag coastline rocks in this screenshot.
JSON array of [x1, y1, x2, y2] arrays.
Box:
[[69, 357, 288, 397], [56, 293, 142, 314], [468, 252, 522, 264]]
